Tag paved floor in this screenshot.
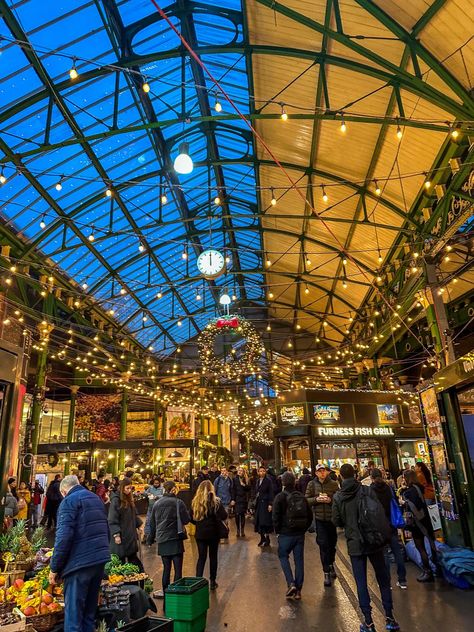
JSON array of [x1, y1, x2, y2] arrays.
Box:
[[141, 525, 473, 632]]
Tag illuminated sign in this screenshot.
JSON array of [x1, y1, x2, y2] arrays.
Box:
[[315, 426, 394, 437], [279, 405, 306, 425]]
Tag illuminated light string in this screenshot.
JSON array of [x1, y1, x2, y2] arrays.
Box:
[[1, 159, 473, 197], [147, 0, 451, 360], [1, 32, 472, 133]]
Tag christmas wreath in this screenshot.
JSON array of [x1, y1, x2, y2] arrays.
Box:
[[198, 316, 264, 379]]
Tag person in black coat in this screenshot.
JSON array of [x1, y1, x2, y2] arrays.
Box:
[[402, 470, 440, 582], [190, 480, 228, 590], [232, 467, 251, 537], [45, 474, 62, 530], [296, 468, 312, 495], [108, 477, 144, 571], [192, 466, 210, 496], [370, 469, 407, 588], [254, 466, 274, 546]]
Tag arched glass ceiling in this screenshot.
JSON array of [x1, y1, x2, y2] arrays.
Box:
[[0, 0, 262, 354]]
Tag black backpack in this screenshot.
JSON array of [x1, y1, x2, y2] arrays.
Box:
[[285, 490, 310, 530], [357, 486, 391, 551]]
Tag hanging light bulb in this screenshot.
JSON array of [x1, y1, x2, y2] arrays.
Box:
[[177, 318, 183, 327], [451, 125, 460, 139], [88, 228, 95, 242], [270, 188, 277, 206], [280, 103, 288, 121], [424, 173, 431, 189], [304, 284, 310, 295], [339, 115, 347, 133], [142, 80, 151, 93], [214, 192, 221, 205], [182, 247, 188, 260], [0, 167, 7, 185], [157, 289, 163, 299], [69, 58, 78, 80], [161, 190, 168, 204], [377, 250, 383, 264], [267, 290, 274, 299], [342, 257, 347, 266], [265, 257, 272, 268], [138, 242, 145, 253], [396, 122, 403, 140], [105, 186, 113, 197], [305, 255, 311, 267], [219, 291, 231, 306], [82, 283, 88, 290], [214, 95, 222, 113], [342, 279, 348, 289], [120, 287, 127, 295], [54, 176, 64, 191], [195, 290, 201, 301], [321, 185, 328, 203], [39, 215, 46, 229], [374, 180, 381, 196], [173, 142, 193, 174]]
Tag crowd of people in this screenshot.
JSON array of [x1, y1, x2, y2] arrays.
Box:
[[4, 458, 441, 632]]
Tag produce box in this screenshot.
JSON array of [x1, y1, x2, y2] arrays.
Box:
[[0, 607, 26, 632], [165, 579, 208, 622]]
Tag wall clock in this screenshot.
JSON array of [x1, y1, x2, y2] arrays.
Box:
[[197, 249, 226, 279]]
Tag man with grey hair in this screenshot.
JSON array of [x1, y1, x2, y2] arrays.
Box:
[[49, 474, 110, 632]]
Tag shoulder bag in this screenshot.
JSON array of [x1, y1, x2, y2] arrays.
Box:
[[176, 498, 188, 541]]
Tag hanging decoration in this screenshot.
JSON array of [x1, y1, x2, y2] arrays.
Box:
[[198, 317, 264, 379], [218, 409, 276, 446]]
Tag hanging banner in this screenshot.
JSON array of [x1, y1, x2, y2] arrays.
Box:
[[75, 394, 121, 441], [166, 407, 195, 439]]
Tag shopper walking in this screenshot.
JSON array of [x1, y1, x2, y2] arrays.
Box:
[[49, 475, 110, 632], [16, 481, 31, 521], [306, 464, 339, 586], [296, 468, 312, 495], [402, 470, 440, 582], [108, 477, 144, 572], [148, 480, 190, 594], [144, 476, 164, 540], [370, 469, 407, 589], [415, 462, 436, 505], [190, 480, 228, 590], [273, 471, 312, 600], [232, 466, 250, 536], [31, 480, 44, 528], [213, 467, 234, 514], [208, 464, 220, 484], [254, 466, 274, 547], [45, 474, 62, 530], [192, 466, 210, 496], [333, 463, 399, 632]]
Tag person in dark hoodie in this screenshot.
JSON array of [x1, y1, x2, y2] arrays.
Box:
[[370, 469, 407, 590], [192, 466, 210, 496], [273, 471, 312, 600], [296, 468, 312, 495], [333, 463, 399, 632]]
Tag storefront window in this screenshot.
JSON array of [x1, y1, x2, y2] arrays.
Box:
[[37, 398, 70, 443], [459, 387, 474, 476]]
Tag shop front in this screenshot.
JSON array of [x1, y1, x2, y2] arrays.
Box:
[[428, 350, 474, 548], [275, 389, 424, 478]]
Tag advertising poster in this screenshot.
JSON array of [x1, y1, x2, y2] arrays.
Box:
[[279, 405, 305, 425], [126, 411, 154, 439], [166, 407, 195, 439], [313, 404, 340, 423], [420, 388, 444, 444], [377, 404, 399, 424], [75, 393, 121, 441], [408, 405, 422, 425]]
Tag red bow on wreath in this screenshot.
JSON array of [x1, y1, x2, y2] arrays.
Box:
[[216, 317, 239, 329]]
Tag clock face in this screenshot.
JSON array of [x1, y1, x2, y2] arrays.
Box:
[[197, 249, 226, 278]]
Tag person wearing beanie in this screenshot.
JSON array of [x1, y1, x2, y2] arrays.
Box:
[[332, 463, 399, 632], [108, 477, 144, 571], [272, 471, 312, 600], [306, 464, 339, 586]]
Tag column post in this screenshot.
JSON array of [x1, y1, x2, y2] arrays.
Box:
[[64, 385, 79, 475], [118, 390, 128, 472], [31, 323, 53, 456]]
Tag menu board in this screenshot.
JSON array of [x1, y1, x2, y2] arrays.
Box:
[[420, 388, 444, 444], [356, 440, 383, 459]]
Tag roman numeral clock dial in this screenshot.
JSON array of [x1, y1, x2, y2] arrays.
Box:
[[197, 249, 226, 279]]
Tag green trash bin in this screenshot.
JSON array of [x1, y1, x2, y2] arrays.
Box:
[[165, 577, 209, 631]]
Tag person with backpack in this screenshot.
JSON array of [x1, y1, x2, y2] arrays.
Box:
[[272, 471, 312, 600], [305, 464, 339, 586], [402, 470, 440, 582], [370, 469, 407, 589], [332, 463, 399, 632]]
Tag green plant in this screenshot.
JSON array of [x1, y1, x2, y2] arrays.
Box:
[[30, 526, 46, 553], [95, 620, 109, 632], [0, 520, 27, 554]]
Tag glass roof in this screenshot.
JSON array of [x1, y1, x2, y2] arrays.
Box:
[[0, 0, 263, 355]]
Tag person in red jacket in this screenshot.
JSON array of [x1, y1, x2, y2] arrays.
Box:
[[31, 480, 44, 528]]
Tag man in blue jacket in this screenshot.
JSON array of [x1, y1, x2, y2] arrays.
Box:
[[49, 475, 110, 632], [213, 466, 235, 512]]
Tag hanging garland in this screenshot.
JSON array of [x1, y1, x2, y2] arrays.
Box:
[[218, 409, 276, 446], [198, 316, 264, 379]]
